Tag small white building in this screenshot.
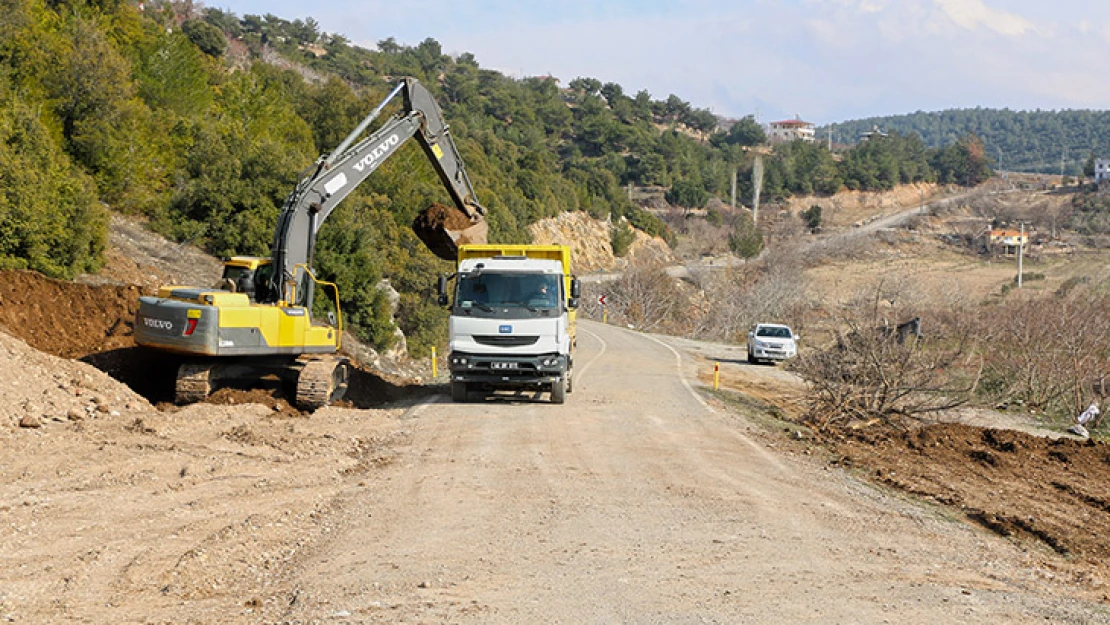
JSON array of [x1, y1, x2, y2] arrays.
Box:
[[767, 118, 816, 143], [860, 125, 888, 141], [1095, 158, 1110, 182], [989, 229, 1028, 255]]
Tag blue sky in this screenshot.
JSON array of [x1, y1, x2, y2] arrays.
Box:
[[206, 0, 1110, 124]]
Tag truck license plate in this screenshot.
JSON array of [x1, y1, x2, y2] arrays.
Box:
[[491, 362, 518, 370]]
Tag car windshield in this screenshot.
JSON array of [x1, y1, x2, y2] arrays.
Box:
[[756, 326, 792, 339]]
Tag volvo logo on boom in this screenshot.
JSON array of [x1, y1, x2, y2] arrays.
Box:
[[352, 134, 400, 173]]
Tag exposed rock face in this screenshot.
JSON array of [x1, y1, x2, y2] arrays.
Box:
[[528, 211, 674, 272], [780, 182, 939, 229]]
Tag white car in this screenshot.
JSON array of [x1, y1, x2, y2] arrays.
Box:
[[747, 323, 799, 364]]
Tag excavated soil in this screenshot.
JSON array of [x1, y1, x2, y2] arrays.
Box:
[[0, 270, 141, 359], [413, 201, 475, 230], [829, 423, 1110, 569], [688, 347, 1110, 592]]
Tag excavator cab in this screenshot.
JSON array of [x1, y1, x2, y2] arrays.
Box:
[[220, 257, 274, 302]]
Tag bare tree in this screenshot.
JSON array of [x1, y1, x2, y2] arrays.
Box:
[[977, 291, 1110, 419], [592, 261, 687, 333], [795, 287, 982, 430], [685, 251, 811, 343]]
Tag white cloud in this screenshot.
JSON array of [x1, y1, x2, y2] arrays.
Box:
[[856, 0, 889, 12], [935, 0, 1035, 36], [811, 0, 890, 12]]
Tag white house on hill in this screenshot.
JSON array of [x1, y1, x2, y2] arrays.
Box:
[[767, 118, 815, 143], [1095, 158, 1110, 183]]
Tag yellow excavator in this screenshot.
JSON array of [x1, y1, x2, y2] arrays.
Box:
[[134, 77, 487, 409]]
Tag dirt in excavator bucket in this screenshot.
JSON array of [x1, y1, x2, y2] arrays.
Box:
[[412, 202, 488, 261]]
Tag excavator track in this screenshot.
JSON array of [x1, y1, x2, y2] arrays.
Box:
[[296, 357, 350, 410], [176, 362, 215, 404]]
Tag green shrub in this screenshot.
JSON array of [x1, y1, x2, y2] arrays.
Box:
[[611, 220, 636, 257]]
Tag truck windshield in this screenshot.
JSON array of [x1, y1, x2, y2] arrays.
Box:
[[456, 273, 561, 315]]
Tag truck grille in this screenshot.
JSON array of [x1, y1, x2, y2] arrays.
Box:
[[473, 335, 539, 347]]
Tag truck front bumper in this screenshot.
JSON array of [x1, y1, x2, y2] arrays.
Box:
[[449, 351, 567, 387]]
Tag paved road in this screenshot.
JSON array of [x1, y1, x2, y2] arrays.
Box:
[[277, 321, 1101, 623]]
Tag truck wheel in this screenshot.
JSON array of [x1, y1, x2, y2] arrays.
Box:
[[566, 370, 574, 393], [550, 376, 567, 404], [450, 381, 468, 403]]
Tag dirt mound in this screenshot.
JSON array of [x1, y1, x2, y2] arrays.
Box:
[[0, 330, 150, 431], [829, 422, 1110, 562], [0, 270, 141, 359]]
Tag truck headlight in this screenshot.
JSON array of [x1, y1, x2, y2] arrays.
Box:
[[451, 356, 468, 366], [541, 357, 559, 367]]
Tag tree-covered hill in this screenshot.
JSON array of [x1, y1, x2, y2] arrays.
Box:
[[825, 109, 1110, 176], [1, 0, 992, 355]]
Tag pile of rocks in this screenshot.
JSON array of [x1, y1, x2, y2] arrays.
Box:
[[0, 331, 150, 431]]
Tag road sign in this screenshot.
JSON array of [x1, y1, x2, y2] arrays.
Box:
[[598, 294, 607, 306]]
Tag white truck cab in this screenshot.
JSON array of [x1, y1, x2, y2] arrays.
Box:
[[440, 245, 578, 403]]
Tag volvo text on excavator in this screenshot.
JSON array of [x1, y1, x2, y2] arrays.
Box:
[[134, 77, 487, 409]]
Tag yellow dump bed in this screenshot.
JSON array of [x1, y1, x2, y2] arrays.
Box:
[[457, 244, 571, 273]]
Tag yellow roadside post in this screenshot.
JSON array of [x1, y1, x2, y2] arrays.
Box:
[[714, 362, 720, 390], [432, 346, 437, 379]]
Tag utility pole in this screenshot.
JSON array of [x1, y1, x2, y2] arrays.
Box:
[[730, 167, 738, 208], [752, 154, 764, 227], [1017, 222, 1024, 289]]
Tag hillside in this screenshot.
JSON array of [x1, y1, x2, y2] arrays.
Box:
[[825, 109, 1110, 175]]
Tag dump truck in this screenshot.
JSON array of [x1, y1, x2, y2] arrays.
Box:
[[439, 244, 580, 403], [133, 77, 486, 409]]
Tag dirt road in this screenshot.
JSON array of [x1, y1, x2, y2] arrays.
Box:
[[269, 321, 1102, 623], [1, 281, 1106, 622]]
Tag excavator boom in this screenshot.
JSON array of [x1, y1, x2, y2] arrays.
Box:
[[270, 77, 486, 306]]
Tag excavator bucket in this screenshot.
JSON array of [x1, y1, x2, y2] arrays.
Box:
[[412, 202, 489, 261]]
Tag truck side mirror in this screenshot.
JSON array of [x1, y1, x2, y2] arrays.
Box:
[[437, 274, 449, 307], [568, 277, 581, 309]]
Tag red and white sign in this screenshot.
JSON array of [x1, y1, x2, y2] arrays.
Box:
[[598, 294, 608, 306]]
